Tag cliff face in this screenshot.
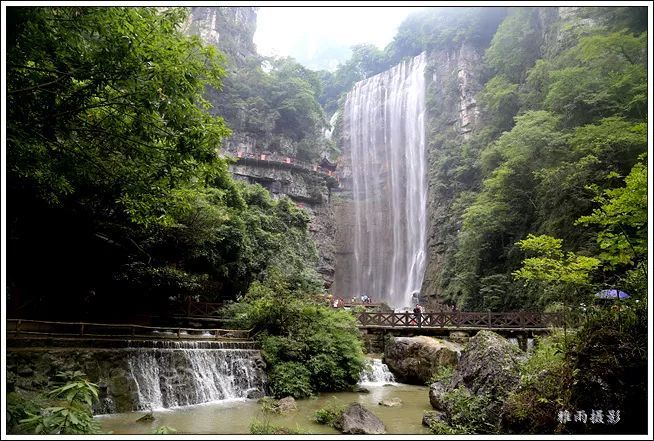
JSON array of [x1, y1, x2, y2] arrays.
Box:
[[421, 43, 485, 301], [184, 7, 337, 288], [184, 7, 258, 68]]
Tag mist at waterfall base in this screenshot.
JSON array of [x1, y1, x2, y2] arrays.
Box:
[[97, 358, 431, 434], [343, 52, 427, 310]]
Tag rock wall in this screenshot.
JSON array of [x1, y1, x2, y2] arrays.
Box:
[[183, 7, 258, 68], [420, 43, 486, 302], [231, 163, 337, 287]]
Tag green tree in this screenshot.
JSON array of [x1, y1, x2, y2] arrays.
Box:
[[226, 269, 366, 398], [576, 156, 647, 284]]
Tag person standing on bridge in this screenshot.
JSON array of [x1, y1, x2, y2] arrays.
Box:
[[413, 304, 423, 328]]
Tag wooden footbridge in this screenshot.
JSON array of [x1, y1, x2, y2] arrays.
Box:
[[355, 310, 562, 331], [6, 318, 254, 349]]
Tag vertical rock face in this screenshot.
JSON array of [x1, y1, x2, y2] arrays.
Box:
[[184, 7, 258, 68], [340, 53, 428, 309], [183, 7, 337, 288], [421, 43, 485, 302]]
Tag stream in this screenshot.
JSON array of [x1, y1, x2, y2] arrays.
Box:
[[96, 359, 432, 435]]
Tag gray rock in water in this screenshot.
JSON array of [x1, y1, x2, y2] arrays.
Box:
[[352, 385, 370, 394], [450, 330, 524, 397], [334, 403, 386, 434], [246, 388, 264, 399], [276, 396, 297, 414], [136, 412, 155, 422], [378, 397, 402, 407], [428, 381, 449, 411], [422, 410, 447, 427], [383, 336, 462, 384]]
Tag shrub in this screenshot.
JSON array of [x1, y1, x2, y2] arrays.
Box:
[[501, 331, 573, 433], [427, 365, 455, 385], [226, 269, 366, 399], [153, 426, 177, 434], [268, 362, 313, 399], [442, 387, 498, 434], [313, 397, 345, 427], [249, 418, 304, 435], [17, 371, 101, 435]]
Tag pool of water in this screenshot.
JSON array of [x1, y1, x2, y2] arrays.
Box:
[[96, 383, 432, 435]]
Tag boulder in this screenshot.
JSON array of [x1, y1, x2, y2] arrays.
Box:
[[333, 403, 386, 434], [352, 385, 370, 394], [276, 396, 297, 414], [428, 381, 449, 411], [246, 388, 264, 399], [136, 412, 155, 422], [422, 410, 447, 427], [378, 397, 402, 407], [383, 336, 462, 384], [450, 330, 524, 398]]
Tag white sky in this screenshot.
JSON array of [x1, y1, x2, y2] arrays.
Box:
[[254, 7, 421, 65]]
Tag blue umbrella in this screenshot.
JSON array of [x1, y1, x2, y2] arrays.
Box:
[[595, 289, 630, 299]]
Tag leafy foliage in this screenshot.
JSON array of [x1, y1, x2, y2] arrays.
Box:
[[15, 371, 100, 435], [226, 270, 366, 399], [313, 397, 346, 427], [438, 387, 498, 434], [153, 426, 177, 435], [7, 7, 325, 319], [501, 332, 573, 433], [428, 7, 647, 312]]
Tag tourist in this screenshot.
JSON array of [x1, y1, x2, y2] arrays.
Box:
[[413, 304, 422, 327]]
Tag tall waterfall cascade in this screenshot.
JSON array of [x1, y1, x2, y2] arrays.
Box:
[[343, 52, 427, 309], [125, 341, 266, 410]]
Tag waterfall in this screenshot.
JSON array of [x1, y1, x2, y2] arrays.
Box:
[[359, 359, 396, 385], [343, 52, 427, 309], [125, 341, 266, 410]]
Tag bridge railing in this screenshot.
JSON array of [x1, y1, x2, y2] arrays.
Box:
[[6, 319, 252, 341], [356, 311, 563, 329]]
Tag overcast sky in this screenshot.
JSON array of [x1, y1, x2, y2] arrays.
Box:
[[254, 7, 422, 70]]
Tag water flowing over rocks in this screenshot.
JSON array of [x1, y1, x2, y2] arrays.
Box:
[[383, 336, 461, 384], [359, 358, 396, 385], [333, 403, 386, 435], [7, 341, 267, 413]]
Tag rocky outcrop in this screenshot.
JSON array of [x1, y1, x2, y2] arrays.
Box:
[[422, 410, 447, 427], [230, 163, 336, 288], [183, 7, 258, 68], [276, 396, 298, 414], [428, 381, 449, 412], [378, 397, 402, 407], [333, 403, 386, 435], [449, 330, 524, 397], [427, 331, 525, 432], [421, 43, 486, 302], [383, 336, 461, 384]]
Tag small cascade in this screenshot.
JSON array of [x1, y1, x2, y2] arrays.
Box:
[[359, 359, 396, 385], [125, 341, 266, 410]]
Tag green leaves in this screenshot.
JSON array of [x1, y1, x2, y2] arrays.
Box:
[[513, 234, 600, 286], [15, 371, 101, 435], [576, 156, 647, 268]]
